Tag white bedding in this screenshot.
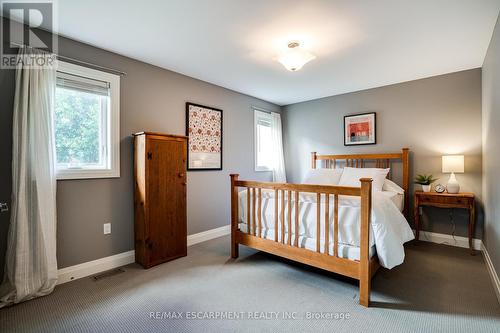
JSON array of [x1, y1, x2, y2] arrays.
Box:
[[238, 189, 414, 269], [380, 191, 404, 212]]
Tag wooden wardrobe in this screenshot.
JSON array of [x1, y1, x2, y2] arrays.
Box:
[[133, 132, 187, 268]]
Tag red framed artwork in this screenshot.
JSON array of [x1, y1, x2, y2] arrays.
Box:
[[186, 102, 223, 171], [344, 112, 376, 146]]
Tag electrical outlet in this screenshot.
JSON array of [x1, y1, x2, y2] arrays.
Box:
[[103, 223, 111, 235]]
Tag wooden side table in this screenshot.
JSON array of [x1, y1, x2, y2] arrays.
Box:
[[414, 191, 475, 254]]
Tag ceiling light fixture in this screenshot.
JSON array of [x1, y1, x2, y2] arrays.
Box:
[[278, 41, 316, 71]]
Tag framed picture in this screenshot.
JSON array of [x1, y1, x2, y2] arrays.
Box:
[[186, 102, 223, 171], [344, 112, 376, 146]]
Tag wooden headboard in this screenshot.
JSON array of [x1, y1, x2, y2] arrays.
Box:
[[310, 148, 410, 218]]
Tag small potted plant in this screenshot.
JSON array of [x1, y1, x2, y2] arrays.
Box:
[[414, 174, 438, 192]]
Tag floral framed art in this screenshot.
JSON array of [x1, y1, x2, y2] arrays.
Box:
[[344, 112, 376, 146], [186, 102, 223, 171]]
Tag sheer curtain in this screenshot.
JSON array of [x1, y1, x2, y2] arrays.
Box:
[[270, 112, 287, 183], [0, 48, 58, 307]]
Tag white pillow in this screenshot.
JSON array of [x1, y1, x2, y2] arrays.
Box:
[[338, 167, 389, 192], [303, 168, 343, 185], [383, 179, 404, 194]]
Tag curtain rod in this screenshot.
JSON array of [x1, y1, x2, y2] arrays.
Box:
[[7, 41, 127, 76]]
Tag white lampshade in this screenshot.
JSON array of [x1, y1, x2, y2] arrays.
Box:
[[442, 155, 464, 173]]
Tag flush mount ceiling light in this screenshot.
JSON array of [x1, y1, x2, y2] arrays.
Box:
[[277, 41, 316, 71]]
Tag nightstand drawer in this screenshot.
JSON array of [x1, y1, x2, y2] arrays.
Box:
[[417, 195, 471, 206]]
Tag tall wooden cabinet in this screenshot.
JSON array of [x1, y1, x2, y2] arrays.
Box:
[[133, 132, 188, 268]]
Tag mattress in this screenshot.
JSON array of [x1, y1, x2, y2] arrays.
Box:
[[238, 223, 376, 261], [238, 189, 403, 249]]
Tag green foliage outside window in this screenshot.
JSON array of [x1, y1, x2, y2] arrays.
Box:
[[54, 87, 102, 166]]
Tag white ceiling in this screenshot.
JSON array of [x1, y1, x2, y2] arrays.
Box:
[[9, 0, 500, 105]]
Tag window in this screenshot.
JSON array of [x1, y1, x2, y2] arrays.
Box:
[[254, 109, 273, 171], [55, 61, 120, 179]]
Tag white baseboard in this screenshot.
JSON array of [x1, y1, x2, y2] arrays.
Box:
[[57, 250, 135, 285], [413, 230, 482, 250], [187, 224, 231, 246], [57, 225, 230, 285], [482, 243, 500, 305]]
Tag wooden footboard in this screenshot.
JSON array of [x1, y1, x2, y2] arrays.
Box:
[[229, 174, 378, 307]]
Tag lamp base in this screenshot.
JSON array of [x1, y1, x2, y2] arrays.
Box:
[[446, 172, 460, 194]]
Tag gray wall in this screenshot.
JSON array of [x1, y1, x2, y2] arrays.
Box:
[[482, 14, 500, 278], [282, 69, 483, 238], [0, 25, 279, 273]]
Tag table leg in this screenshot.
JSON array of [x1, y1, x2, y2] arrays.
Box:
[[414, 203, 420, 241], [468, 203, 476, 255]]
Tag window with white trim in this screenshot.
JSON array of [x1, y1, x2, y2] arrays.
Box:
[[55, 61, 120, 179], [254, 109, 273, 171]]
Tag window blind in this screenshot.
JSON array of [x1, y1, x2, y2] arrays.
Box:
[[56, 71, 110, 96], [256, 111, 271, 127]]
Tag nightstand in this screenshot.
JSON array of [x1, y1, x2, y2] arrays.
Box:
[[414, 191, 475, 254]]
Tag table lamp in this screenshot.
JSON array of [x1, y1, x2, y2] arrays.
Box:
[[442, 155, 464, 194]]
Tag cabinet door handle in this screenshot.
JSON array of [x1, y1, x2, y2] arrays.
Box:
[[178, 173, 185, 178]]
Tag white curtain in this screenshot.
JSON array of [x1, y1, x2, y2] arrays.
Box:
[[0, 48, 58, 307], [270, 112, 287, 183]]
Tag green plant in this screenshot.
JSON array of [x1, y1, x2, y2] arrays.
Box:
[[414, 174, 438, 185]]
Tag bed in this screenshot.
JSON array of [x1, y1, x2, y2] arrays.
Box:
[[229, 148, 412, 307]]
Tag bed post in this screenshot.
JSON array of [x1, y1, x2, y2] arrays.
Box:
[[230, 174, 239, 259], [402, 148, 410, 219], [311, 152, 317, 169], [359, 178, 373, 307]]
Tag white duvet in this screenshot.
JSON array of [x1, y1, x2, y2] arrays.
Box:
[[238, 189, 414, 269]]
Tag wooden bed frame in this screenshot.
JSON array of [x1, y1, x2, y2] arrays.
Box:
[[230, 148, 409, 307]]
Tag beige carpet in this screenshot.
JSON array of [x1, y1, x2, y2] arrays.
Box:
[[1, 236, 499, 333]]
